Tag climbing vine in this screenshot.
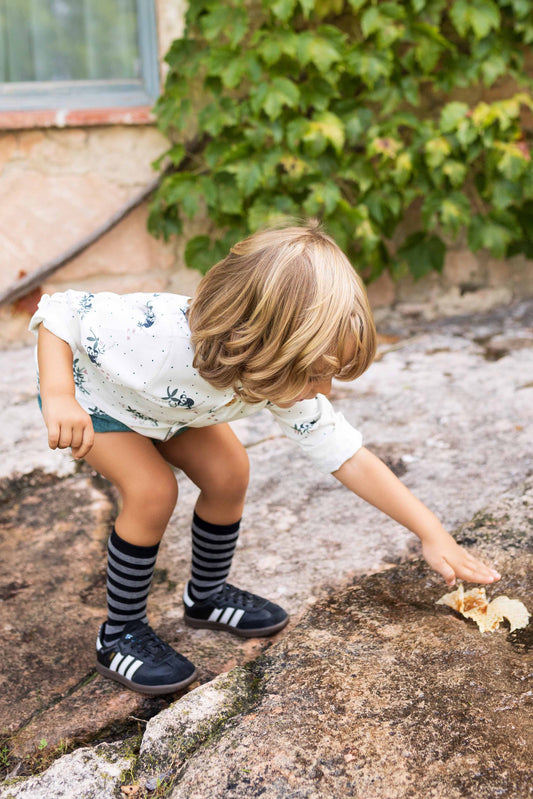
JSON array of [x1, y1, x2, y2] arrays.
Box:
[[149, 0, 533, 280]]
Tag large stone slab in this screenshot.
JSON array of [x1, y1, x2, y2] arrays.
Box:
[[5, 478, 530, 799], [145, 481, 533, 799]]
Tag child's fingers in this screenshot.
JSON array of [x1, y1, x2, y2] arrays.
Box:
[[70, 426, 84, 452], [47, 421, 61, 450], [72, 423, 94, 460], [451, 553, 501, 584], [424, 538, 501, 586], [459, 564, 500, 584], [438, 559, 457, 587], [471, 564, 501, 582], [58, 424, 75, 449]]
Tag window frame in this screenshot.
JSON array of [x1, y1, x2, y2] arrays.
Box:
[[0, 0, 159, 112]]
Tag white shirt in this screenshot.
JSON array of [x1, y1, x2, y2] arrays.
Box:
[[29, 290, 363, 473]]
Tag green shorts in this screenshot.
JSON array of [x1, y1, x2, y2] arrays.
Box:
[[37, 395, 188, 437]]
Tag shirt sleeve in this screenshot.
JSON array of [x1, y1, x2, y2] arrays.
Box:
[[28, 290, 85, 351], [267, 394, 363, 474]]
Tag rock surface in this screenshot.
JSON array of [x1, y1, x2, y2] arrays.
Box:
[[3, 481, 531, 799], [1, 741, 133, 799], [1, 300, 532, 796], [158, 481, 533, 799]]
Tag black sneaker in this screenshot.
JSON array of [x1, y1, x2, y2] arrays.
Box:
[[183, 582, 289, 638], [96, 620, 197, 695]]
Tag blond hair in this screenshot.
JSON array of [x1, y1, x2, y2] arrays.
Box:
[[188, 222, 376, 404]]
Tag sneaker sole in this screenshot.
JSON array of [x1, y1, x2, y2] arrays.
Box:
[[95, 662, 197, 696], [184, 615, 289, 638]]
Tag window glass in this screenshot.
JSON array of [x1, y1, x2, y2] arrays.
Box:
[[0, 0, 141, 83], [0, 0, 158, 110]]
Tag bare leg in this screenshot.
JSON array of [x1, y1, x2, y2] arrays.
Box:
[[83, 432, 198, 693], [155, 424, 249, 525], [84, 431, 178, 546], [157, 425, 288, 637]]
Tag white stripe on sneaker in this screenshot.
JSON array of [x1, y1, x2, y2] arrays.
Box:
[[228, 608, 245, 627], [124, 659, 143, 680], [208, 608, 223, 622], [110, 652, 124, 671], [117, 655, 135, 676], [219, 607, 235, 625], [183, 585, 194, 608]]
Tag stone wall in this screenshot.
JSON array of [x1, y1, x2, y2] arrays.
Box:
[[367, 248, 533, 329]]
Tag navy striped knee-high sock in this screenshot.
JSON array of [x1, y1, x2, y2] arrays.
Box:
[[188, 512, 240, 601], [103, 528, 159, 647]]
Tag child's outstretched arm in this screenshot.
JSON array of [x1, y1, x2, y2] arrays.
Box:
[[333, 446, 500, 586], [37, 324, 94, 459]]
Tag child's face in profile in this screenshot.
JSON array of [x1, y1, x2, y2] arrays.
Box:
[[273, 338, 358, 408]]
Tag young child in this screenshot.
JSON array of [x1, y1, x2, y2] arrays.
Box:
[[30, 222, 500, 696]]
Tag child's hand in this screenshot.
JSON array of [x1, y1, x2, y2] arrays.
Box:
[[41, 394, 94, 460], [334, 448, 501, 586], [422, 533, 501, 587]]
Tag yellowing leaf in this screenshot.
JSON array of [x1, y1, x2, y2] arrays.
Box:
[[369, 137, 402, 159], [442, 160, 467, 187], [471, 96, 529, 131], [493, 142, 530, 180], [425, 137, 452, 168], [440, 194, 471, 233], [307, 112, 345, 154], [471, 102, 498, 128], [396, 152, 412, 172], [355, 218, 380, 244], [392, 151, 413, 186], [315, 0, 344, 17], [440, 102, 469, 132], [296, 33, 341, 71], [280, 155, 310, 179]]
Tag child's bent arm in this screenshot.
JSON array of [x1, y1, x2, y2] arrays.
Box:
[[37, 324, 94, 459], [333, 447, 501, 586]]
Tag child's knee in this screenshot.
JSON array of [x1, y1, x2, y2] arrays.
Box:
[[231, 447, 250, 492], [211, 448, 249, 500], [123, 470, 178, 519]]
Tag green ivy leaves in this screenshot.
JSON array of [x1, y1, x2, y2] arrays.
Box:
[[251, 78, 300, 120], [449, 0, 500, 40], [398, 233, 446, 280], [150, 0, 533, 281]]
